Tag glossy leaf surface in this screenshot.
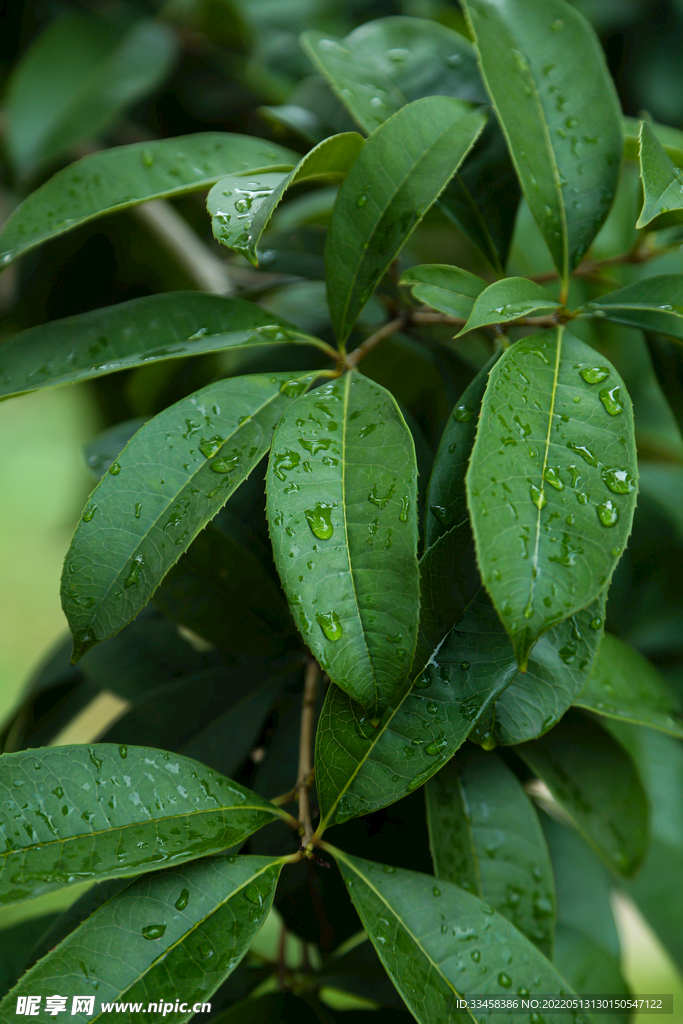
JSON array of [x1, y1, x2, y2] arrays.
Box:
[[400, 264, 487, 322], [0, 294, 328, 402], [575, 633, 683, 737], [637, 120, 683, 228], [0, 135, 298, 268], [266, 374, 418, 714], [208, 132, 363, 265], [518, 712, 648, 876], [578, 275, 683, 343], [332, 851, 575, 1022], [462, 0, 622, 281], [457, 278, 561, 335], [466, 328, 637, 668], [6, 13, 176, 177], [62, 371, 317, 659], [426, 750, 556, 956], [0, 745, 286, 906], [0, 855, 284, 1021], [324, 96, 485, 342]]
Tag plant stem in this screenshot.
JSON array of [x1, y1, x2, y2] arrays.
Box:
[[529, 235, 661, 285], [298, 658, 320, 854], [344, 315, 405, 368]]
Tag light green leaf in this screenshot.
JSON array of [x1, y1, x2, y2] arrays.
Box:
[[1, 854, 285, 1022], [637, 120, 683, 228], [517, 711, 649, 876], [624, 115, 683, 164], [62, 371, 317, 660], [575, 632, 683, 737], [400, 264, 487, 322], [457, 278, 561, 336], [466, 327, 637, 669], [462, 0, 623, 282], [324, 96, 486, 343], [0, 135, 298, 268], [0, 293, 331, 402], [265, 373, 419, 715], [330, 850, 576, 1022], [426, 750, 556, 957], [0, 745, 288, 907], [577, 275, 683, 342], [5, 13, 177, 178], [208, 132, 363, 266]]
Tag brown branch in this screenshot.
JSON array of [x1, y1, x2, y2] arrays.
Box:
[[298, 659, 320, 853], [529, 238, 661, 286]]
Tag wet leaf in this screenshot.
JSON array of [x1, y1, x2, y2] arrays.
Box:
[[457, 278, 561, 335], [426, 750, 556, 957], [331, 850, 576, 1023], [208, 132, 363, 266], [577, 275, 683, 343], [0, 135, 298, 268], [637, 120, 683, 228], [466, 327, 637, 669], [461, 0, 622, 282], [5, 13, 176, 177], [575, 633, 683, 738], [0, 854, 285, 1021], [266, 373, 419, 715], [0, 745, 288, 906], [62, 371, 318, 660], [0, 294, 330, 402], [324, 96, 485, 342], [400, 264, 487, 322], [517, 711, 648, 877]]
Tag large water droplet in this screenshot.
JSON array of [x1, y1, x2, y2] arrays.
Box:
[[454, 403, 473, 423], [175, 888, 189, 911], [142, 924, 167, 940], [108, 461, 121, 476], [601, 467, 635, 494], [566, 441, 598, 466], [124, 555, 145, 590], [82, 505, 97, 522], [529, 484, 547, 510], [316, 610, 343, 642], [244, 884, 264, 908], [543, 466, 564, 490], [579, 366, 610, 384], [305, 503, 334, 540], [498, 972, 513, 988], [596, 499, 619, 527], [599, 385, 624, 416], [199, 435, 224, 458]]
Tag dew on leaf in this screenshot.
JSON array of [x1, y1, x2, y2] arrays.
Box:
[[599, 385, 624, 416], [601, 467, 635, 494], [142, 924, 167, 940], [579, 366, 610, 384], [305, 503, 334, 540], [316, 610, 343, 642], [596, 499, 619, 527], [529, 484, 547, 510]]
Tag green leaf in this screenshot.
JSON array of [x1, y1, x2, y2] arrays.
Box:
[[0, 135, 298, 268], [462, 0, 623, 282], [0, 745, 288, 907], [0, 293, 330, 403], [208, 132, 363, 266], [637, 120, 683, 228], [517, 711, 649, 876], [425, 357, 497, 547], [466, 589, 607, 748], [457, 278, 561, 336], [84, 419, 148, 478], [1, 854, 285, 1021], [624, 116, 683, 164], [5, 13, 177, 178], [425, 750, 556, 957], [266, 373, 419, 715], [212, 993, 326, 1024], [575, 632, 683, 737], [62, 371, 318, 660], [466, 327, 638, 669], [0, 915, 57, 998], [324, 96, 486, 343], [330, 850, 575, 1022], [400, 263, 487, 322], [577, 275, 683, 343]]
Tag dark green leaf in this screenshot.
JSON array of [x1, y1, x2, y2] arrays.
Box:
[[317, 938, 407, 1010], [266, 373, 419, 715], [577, 275, 683, 343], [0, 745, 289, 906], [637, 120, 683, 228], [400, 263, 487, 322], [211, 992, 324, 1024], [208, 132, 363, 266], [466, 327, 637, 669], [624, 116, 683, 164], [1, 854, 285, 1021], [638, 463, 683, 541], [331, 850, 575, 1022], [462, 0, 622, 282], [575, 632, 683, 737], [457, 278, 561, 335], [517, 711, 648, 876], [0, 135, 298, 268], [324, 96, 485, 343], [84, 419, 148, 478], [426, 749, 556, 957], [5, 13, 177, 177], [425, 356, 497, 547], [0, 293, 330, 402], [0, 915, 57, 998], [62, 371, 318, 660], [645, 333, 683, 437]]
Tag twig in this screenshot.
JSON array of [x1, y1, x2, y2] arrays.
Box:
[[298, 659, 320, 853], [529, 237, 660, 285], [344, 315, 405, 368]]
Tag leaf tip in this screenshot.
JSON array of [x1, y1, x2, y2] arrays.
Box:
[[70, 632, 98, 664]]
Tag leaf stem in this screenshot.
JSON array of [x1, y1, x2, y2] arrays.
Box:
[[298, 658, 320, 854], [530, 235, 661, 285]]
